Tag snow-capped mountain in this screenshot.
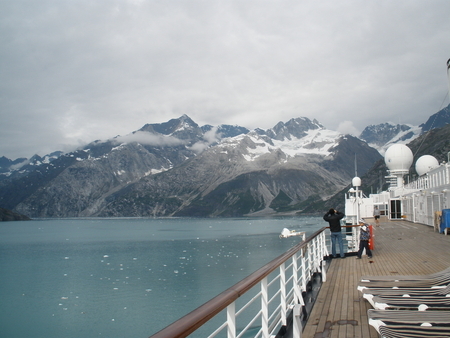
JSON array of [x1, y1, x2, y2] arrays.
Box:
[[3, 103, 450, 218], [360, 103, 450, 154], [0, 115, 381, 218], [359, 123, 422, 155]]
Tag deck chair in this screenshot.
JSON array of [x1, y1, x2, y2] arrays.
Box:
[[357, 272, 450, 291], [368, 309, 450, 334], [373, 295, 450, 311], [361, 284, 450, 307], [360, 266, 450, 283], [379, 324, 450, 338]]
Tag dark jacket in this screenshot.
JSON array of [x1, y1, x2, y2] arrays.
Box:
[[323, 211, 345, 232]]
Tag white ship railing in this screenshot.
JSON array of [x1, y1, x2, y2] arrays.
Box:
[[391, 163, 450, 226], [150, 226, 360, 338], [404, 162, 450, 191]]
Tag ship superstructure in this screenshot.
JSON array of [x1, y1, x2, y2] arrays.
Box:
[[345, 143, 450, 230]]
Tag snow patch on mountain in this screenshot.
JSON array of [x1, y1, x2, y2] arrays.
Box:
[[370, 125, 422, 155], [272, 129, 341, 156], [223, 127, 342, 162]]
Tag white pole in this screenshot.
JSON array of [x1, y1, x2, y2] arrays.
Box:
[[227, 303, 236, 338], [293, 304, 302, 338], [261, 277, 269, 338], [280, 263, 287, 326]]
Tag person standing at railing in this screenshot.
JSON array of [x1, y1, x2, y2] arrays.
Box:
[[323, 208, 345, 258]]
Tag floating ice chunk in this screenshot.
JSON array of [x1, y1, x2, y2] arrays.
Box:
[[64, 257, 69, 260], [103, 255, 109, 258]]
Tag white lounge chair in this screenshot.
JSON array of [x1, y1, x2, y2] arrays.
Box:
[[373, 295, 450, 311], [361, 284, 450, 307], [360, 266, 450, 283], [368, 309, 450, 334], [358, 273, 450, 290], [378, 324, 450, 338]]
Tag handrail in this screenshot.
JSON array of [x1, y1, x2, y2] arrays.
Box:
[[149, 227, 327, 338]]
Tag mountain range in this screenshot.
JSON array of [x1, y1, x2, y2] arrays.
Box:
[[1, 104, 449, 218]]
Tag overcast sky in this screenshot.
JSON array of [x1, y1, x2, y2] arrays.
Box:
[[1, 0, 449, 159]]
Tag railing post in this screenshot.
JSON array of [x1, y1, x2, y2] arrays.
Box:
[[319, 232, 327, 282], [293, 304, 302, 338], [227, 302, 236, 338], [280, 263, 287, 326], [292, 252, 303, 305], [310, 238, 316, 273], [321, 260, 327, 282], [306, 243, 312, 281], [300, 249, 306, 294], [313, 237, 319, 273], [320, 231, 328, 259], [261, 277, 269, 338]]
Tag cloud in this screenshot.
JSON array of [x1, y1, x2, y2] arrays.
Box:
[[337, 121, 360, 136], [1, 1, 449, 159], [189, 126, 220, 153], [113, 131, 184, 147]]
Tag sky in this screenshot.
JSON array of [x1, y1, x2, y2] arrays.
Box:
[[1, 0, 450, 159]]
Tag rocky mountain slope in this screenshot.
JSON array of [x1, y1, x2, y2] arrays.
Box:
[[358, 103, 450, 154], [1, 115, 381, 217], [2, 104, 449, 218], [0, 207, 31, 222]]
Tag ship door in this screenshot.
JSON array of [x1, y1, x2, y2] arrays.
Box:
[[390, 199, 402, 219]]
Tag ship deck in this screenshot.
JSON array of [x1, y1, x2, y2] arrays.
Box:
[[302, 218, 450, 338]]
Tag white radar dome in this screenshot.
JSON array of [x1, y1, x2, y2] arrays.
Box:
[[352, 177, 361, 187], [415, 155, 439, 176], [384, 144, 413, 172]]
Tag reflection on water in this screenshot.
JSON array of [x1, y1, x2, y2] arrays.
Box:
[[0, 217, 323, 338]]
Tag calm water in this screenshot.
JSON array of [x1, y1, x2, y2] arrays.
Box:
[[0, 217, 324, 338]]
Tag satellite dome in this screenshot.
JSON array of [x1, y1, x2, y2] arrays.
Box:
[[384, 144, 413, 172], [415, 155, 439, 176], [352, 177, 361, 187]]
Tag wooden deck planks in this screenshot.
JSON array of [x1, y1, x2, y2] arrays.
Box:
[[302, 219, 450, 338]]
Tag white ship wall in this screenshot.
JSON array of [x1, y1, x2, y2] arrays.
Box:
[[395, 162, 450, 226]]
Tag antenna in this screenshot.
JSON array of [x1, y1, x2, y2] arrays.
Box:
[[354, 153, 357, 177]]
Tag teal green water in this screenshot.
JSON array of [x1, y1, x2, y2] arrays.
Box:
[[0, 217, 323, 338]]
